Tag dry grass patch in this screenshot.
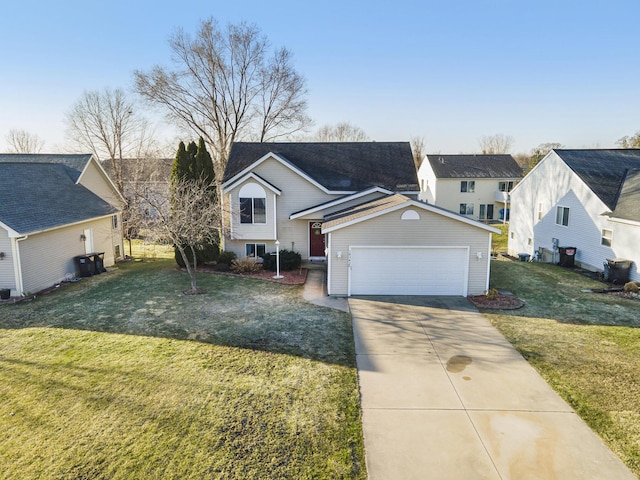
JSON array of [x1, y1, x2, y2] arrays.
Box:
[[0, 260, 365, 479], [485, 260, 640, 476]]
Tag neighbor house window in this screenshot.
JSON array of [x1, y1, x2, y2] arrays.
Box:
[[460, 180, 475, 193], [112, 215, 118, 229], [537, 202, 543, 221], [601, 229, 613, 247], [245, 243, 266, 258], [239, 183, 267, 224], [459, 203, 474, 215], [555, 206, 570, 226], [499, 181, 514, 192]]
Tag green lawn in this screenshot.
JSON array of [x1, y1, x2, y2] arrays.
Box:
[[485, 259, 640, 476], [0, 260, 365, 479]]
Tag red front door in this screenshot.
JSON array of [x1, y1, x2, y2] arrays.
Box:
[[309, 221, 326, 257]]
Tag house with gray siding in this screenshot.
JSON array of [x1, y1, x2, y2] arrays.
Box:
[[222, 142, 499, 296], [0, 154, 124, 297], [508, 149, 640, 281]]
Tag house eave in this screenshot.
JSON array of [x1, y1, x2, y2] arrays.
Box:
[[289, 186, 394, 219], [222, 171, 282, 195]]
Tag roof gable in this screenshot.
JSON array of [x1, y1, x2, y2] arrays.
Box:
[[224, 142, 419, 192], [322, 194, 500, 234], [555, 149, 640, 210], [610, 168, 640, 223], [0, 163, 119, 235], [426, 154, 522, 179]]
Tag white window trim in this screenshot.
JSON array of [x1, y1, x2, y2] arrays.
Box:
[[245, 243, 266, 258], [556, 206, 570, 227], [240, 197, 267, 224], [601, 229, 613, 247]]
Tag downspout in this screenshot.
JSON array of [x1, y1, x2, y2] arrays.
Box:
[[11, 235, 28, 297]]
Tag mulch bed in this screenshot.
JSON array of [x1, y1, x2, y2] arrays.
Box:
[[468, 293, 525, 310], [196, 266, 308, 285]]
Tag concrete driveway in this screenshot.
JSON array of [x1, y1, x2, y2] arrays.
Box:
[[349, 295, 635, 480]]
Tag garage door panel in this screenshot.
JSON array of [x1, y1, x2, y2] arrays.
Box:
[[350, 247, 467, 296]]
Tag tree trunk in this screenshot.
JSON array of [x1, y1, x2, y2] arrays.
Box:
[[175, 244, 198, 292]]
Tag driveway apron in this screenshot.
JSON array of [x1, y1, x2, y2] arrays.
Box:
[[349, 295, 636, 480]]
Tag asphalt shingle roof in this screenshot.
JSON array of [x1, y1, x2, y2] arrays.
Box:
[[555, 149, 640, 212], [0, 153, 92, 182], [224, 142, 419, 192], [426, 154, 522, 179], [0, 162, 118, 235], [612, 169, 640, 222]]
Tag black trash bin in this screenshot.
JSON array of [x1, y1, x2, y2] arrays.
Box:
[[91, 252, 106, 274], [0, 288, 10, 300], [558, 247, 576, 267], [606, 258, 633, 284], [74, 255, 94, 277]]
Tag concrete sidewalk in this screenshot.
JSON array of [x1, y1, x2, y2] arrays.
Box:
[[349, 296, 636, 480]]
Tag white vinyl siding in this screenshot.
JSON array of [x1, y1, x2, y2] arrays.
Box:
[[78, 160, 123, 208], [0, 229, 15, 293], [328, 206, 492, 296], [508, 151, 635, 276]]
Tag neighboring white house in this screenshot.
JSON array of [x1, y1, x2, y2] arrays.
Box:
[[0, 154, 124, 297], [221, 142, 499, 296], [508, 149, 640, 281], [418, 154, 523, 222]]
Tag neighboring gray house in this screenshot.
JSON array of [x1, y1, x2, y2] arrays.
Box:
[[508, 149, 640, 281], [221, 142, 499, 296], [418, 154, 523, 222], [0, 154, 124, 297]]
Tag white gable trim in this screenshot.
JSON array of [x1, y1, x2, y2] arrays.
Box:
[[222, 171, 282, 195], [77, 155, 127, 204], [289, 187, 394, 219], [323, 199, 501, 234], [0, 220, 20, 238], [222, 152, 354, 195]]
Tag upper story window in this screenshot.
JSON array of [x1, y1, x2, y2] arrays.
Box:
[[555, 206, 569, 226], [459, 203, 474, 215], [499, 181, 514, 192], [239, 183, 266, 224], [460, 180, 475, 193], [601, 229, 613, 247]]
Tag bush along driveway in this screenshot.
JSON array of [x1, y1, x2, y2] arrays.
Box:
[[0, 260, 366, 479], [484, 259, 640, 477]]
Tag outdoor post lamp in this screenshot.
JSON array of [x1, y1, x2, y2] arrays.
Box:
[[273, 240, 284, 279]]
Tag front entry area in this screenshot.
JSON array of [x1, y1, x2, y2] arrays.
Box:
[[309, 221, 326, 259]]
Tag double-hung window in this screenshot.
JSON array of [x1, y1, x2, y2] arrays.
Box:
[[601, 229, 613, 247], [240, 197, 266, 224], [498, 181, 514, 192], [245, 243, 266, 258], [459, 203, 474, 215], [460, 180, 475, 193], [239, 183, 267, 224], [555, 206, 569, 226]]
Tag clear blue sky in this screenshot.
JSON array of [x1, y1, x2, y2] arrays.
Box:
[[1, 0, 639, 154]]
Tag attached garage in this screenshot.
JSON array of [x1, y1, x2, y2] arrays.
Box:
[[349, 246, 468, 296], [323, 194, 500, 297]]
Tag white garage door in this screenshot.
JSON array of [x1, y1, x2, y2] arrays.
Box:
[[349, 246, 468, 296]]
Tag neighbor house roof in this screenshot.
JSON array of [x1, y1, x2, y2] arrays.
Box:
[[425, 154, 522, 179], [224, 142, 419, 192], [0, 162, 118, 235], [0, 153, 92, 181], [554, 149, 640, 213]]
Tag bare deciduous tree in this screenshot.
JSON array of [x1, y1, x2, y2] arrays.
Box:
[[65, 87, 159, 194], [410, 136, 426, 169], [616, 131, 640, 148], [479, 134, 514, 154], [133, 176, 220, 293], [314, 122, 369, 142], [134, 18, 310, 180], [5, 129, 45, 153], [526, 142, 563, 173]]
